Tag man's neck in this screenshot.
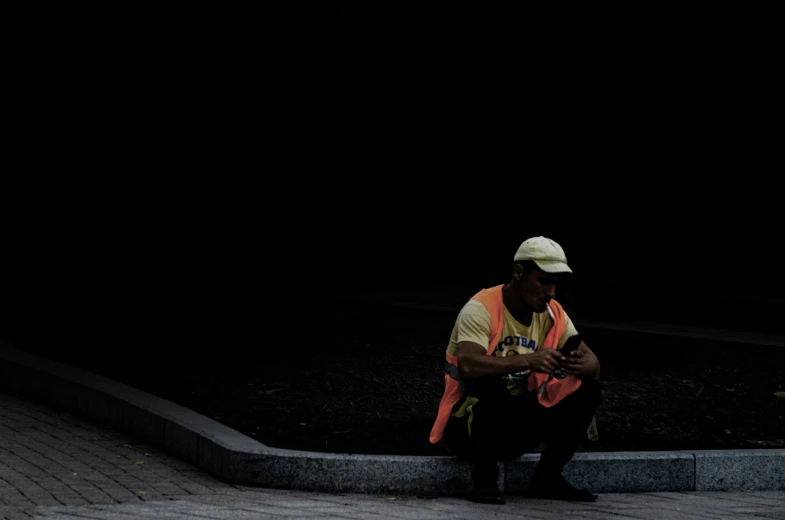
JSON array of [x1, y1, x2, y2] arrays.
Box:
[[502, 283, 534, 327]]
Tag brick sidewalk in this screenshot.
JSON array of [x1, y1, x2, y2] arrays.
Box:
[[2, 391, 785, 520], [0, 392, 235, 519]]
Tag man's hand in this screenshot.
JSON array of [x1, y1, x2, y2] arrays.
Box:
[[562, 343, 600, 379], [525, 349, 566, 376]]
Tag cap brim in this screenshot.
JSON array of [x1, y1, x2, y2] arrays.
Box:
[[533, 260, 573, 274]]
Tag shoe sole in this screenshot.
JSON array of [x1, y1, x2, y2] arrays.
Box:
[[469, 497, 506, 505], [527, 492, 598, 502]]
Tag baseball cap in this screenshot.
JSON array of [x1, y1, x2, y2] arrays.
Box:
[[513, 236, 572, 274]]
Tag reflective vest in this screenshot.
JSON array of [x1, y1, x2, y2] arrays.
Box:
[[429, 284, 582, 444]]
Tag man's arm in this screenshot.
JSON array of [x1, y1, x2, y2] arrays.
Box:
[[562, 341, 600, 379], [456, 341, 568, 380]]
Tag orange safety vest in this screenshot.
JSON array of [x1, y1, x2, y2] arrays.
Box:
[[429, 284, 582, 444]]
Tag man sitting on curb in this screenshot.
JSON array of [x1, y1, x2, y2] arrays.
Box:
[[429, 236, 602, 504]]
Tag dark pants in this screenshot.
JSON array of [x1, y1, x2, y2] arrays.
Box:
[[443, 377, 603, 484]]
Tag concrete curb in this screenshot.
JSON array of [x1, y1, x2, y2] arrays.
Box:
[[1, 341, 783, 495]]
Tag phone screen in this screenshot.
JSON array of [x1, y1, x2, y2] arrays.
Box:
[[560, 334, 582, 355]]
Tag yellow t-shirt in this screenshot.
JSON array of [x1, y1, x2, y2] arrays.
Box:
[[447, 299, 578, 395]]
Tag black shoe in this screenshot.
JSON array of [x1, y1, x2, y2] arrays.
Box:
[[468, 482, 506, 505], [528, 473, 597, 502]]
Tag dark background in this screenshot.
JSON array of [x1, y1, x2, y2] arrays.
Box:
[[2, 0, 783, 361], [3, 0, 781, 14], [2, 180, 783, 356]]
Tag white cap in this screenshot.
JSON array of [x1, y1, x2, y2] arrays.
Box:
[[513, 236, 572, 274]]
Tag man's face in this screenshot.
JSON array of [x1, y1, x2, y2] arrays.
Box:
[[517, 264, 565, 313]]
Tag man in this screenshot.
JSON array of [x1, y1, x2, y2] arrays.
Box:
[[429, 236, 602, 504]]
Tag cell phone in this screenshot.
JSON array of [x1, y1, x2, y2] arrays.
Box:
[[552, 335, 582, 381], [560, 334, 583, 356]]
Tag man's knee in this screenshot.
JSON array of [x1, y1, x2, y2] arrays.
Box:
[[586, 378, 604, 408], [571, 378, 603, 410], [584, 377, 603, 400]]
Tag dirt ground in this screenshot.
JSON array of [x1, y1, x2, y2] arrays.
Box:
[[8, 301, 785, 457]]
